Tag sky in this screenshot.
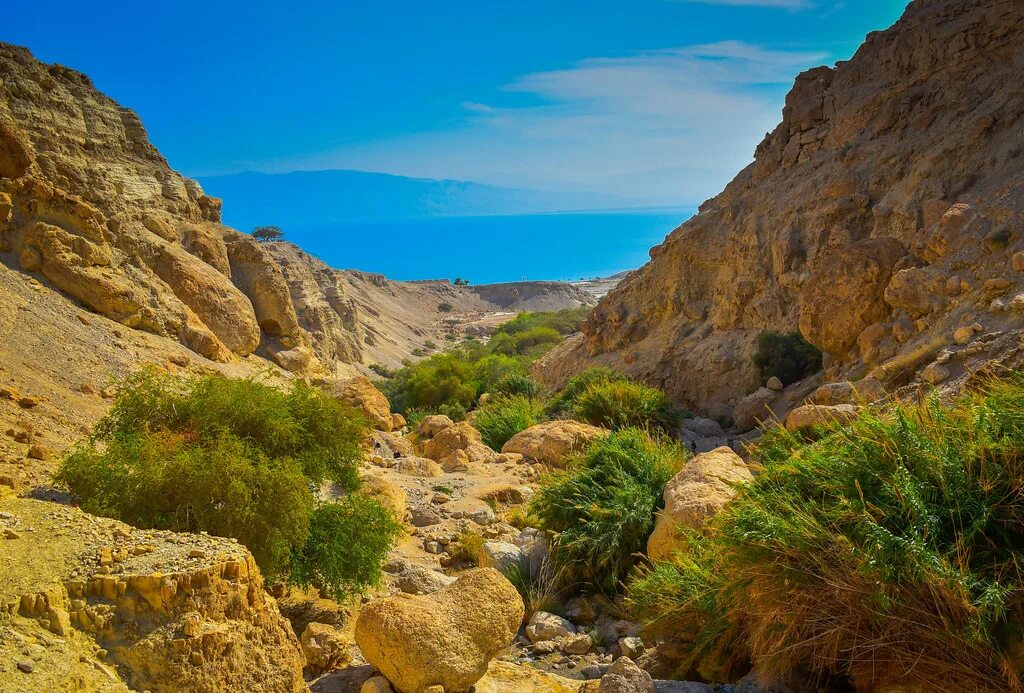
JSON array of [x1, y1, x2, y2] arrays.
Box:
[[3, 0, 908, 207]]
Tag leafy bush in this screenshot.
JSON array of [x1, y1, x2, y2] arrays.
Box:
[[492, 372, 541, 398], [290, 496, 401, 600], [531, 429, 684, 594], [627, 376, 1024, 690], [571, 379, 683, 433], [382, 352, 477, 414], [438, 302, 454, 312], [472, 353, 529, 397], [752, 330, 822, 387], [58, 369, 396, 598], [474, 395, 543, 450], [368, 362, 396, 379], [545, 367, 627, 417], [494, 307, 590, 337]]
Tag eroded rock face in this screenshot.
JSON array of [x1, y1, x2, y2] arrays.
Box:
[[354, 568, 524, 693], [537, 0, 1024, 414], [647, 447, 753, 562], [501, 420, 607, 466], [0, 492, 305, 693]]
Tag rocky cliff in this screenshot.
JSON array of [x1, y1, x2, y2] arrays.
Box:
[[0, 41, 591, 381], [538, 0, 1024, 419]]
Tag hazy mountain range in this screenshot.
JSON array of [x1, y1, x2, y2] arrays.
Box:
[[198, 169, 642, 231]]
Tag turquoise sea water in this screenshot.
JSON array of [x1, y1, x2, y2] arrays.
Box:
[[279, 207, 695, 284]]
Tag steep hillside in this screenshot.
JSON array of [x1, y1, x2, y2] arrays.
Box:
[[538, 0, 1024, 419], [0, 41, 591, 382]]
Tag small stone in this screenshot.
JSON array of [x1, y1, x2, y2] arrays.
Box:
[[361, 676, 395, 693], [424, 540, 443, 554], [431, 493, 451, 504], [27, 444, 52, 461], [188, 549, 207, 559], [17, 396, 41, 409], [766, 376, 784, 391], [4, 528, 20, 539], [921, 363, 949, 385], [1013, 252, 1024, 272], [953, 326, 974, 345], [618, 635, 645, 659], [16, 660, 33, 673]]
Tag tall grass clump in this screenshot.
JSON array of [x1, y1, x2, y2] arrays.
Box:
[[544, 367, 627, 417], [58, 368, 397, 599], [474, 395, 544, 450], [571, 379, 683, 433], [627, 375, 1024, 691], [531, 428, 685, 595]]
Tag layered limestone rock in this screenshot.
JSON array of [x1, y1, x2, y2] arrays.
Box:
[[537, 0, 1024, 417], [0, 491, 305, 693]]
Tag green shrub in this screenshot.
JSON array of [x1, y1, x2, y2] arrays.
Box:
[[494, 307, 590, 337], [752, 330, 822, 387], [571, 379, 682, 433], [57, 369, 395, 598], [627, 375, 1024, 690], [474, 395, 543, 450], [545, 367, 627, 417], [382, 352, 477, 414], [290, 496, 401, 600], [531, 429, 684, 594], [472, 354, 529, 397], [438, 302, 454, 312], [368, 363, 396, 379], [492, 372, 541, 398]]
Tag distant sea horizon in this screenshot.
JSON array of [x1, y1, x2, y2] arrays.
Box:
[[271, 206, 696, 285]]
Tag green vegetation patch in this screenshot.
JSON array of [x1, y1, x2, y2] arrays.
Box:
[[58, 368, 397, 600], [627, 375, 1024, 690], [531, 428, 685, 595]]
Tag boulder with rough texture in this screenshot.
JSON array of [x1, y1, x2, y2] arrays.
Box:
[[648, 447, 753, 561], [784, 403, 860, 432], [525, 611, 575, 643], [418, 415, 454, 438], [501, 420, 607, 466], [301, 622, 350, 675], [395, 456, 444, 478], [354, 568, 524, 693], [478, 541, 525, 573], [596, 657, 655, 693], [329, 376, 393, 431], [422, 421, 483, 461], [733, 387, 777, 433]]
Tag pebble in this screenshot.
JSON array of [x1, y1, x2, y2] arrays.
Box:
[[16, 660, 33, 673]]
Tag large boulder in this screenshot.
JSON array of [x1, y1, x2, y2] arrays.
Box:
[[357, 473, 407, 519], [647, 447, 753, 561], [418, 414, 454, 438], [525, 611, 574, 643], [590, 657, 655, 693], [329, 376, 394, 431], [478, 541, 525, 573], [354, 568, 524, 693], [423, 421, 483, 461], [784, 403, 860, 432], [501, 420, 607, 466]]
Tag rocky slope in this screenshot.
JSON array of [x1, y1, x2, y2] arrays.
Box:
[[0, 489, 305, 692], [538, 0, 1024, 419], [0, 40, 591, 381]]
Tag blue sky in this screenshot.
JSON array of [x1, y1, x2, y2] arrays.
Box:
[[5, 0, 907, 206]]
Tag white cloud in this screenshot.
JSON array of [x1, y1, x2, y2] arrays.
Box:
[[283, 41, 828, 205]]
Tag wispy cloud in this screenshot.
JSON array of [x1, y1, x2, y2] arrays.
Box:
[[285, 41, 828, 205]]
